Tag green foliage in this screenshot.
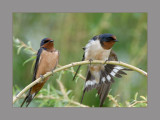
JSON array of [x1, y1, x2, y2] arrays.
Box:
[[13, 13, 147, 107], [13, 78, 147, 107]]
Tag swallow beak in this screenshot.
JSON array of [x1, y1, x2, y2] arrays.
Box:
[[114, 39, 118, 42], [50, 40, 54, 42]]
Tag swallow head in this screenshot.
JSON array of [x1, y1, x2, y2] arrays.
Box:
[[98, 33, 118, 50], [40, 38, 54, 46], [40, 38, 54, 51]]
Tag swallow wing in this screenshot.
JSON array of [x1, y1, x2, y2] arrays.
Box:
[[32, 48, 44, 82], [105, 50, 131, 80], [97, 50, 131, 107], [20, 48, 43, 107], [96, 50, 117, 107], [72, 50, 85, 81]]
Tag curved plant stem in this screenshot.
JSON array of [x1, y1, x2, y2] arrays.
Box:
[[14, 94, 88, 107], [13, 60, 147, 104], [128, 101, 147, 107]]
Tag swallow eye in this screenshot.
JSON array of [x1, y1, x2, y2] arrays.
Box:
[[44, 40, 49, 43], [108, 37, 114, 40], [105, 37, 115, 42]]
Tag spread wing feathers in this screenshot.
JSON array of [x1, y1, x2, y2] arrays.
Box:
[[97, 50, 132, 106], [20, 48, 43, 107], [105, 50, 132, 79], [81, 50, 132, 106], [72, 52, 85, 81]]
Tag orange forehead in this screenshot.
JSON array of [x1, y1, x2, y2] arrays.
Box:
[[111, 35, 116, 40]]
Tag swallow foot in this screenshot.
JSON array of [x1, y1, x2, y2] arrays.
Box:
[[40, 75, 45, 81], [51, 69, 54, 76], [104, 59, 109, 65], [89, 59, 93, 66]]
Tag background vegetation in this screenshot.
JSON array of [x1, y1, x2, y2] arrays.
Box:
[[13, 13, 147, 107]]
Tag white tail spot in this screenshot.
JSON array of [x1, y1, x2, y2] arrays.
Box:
[[85, 80, 97, 87], [102, 77, 106, 83], [107, 75, 111, 82]]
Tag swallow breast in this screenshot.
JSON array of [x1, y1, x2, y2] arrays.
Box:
[[84, 39, 111, 83], [36, 50, 59, 80], [84, 39, 111, 61]]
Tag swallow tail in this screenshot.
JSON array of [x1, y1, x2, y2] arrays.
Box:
[[20, 95, 28, 107], [97, 82, 111, 107], [81, 64, 131, 106], [99, 64, 131, 107], [80, 70, 91, 103], [96, 70, 114, 107], [98, 65, 131, 107], [20, 90, 36, 107]]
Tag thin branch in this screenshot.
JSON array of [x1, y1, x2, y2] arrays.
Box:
[[57, 64, 86, 80], [57, 80, 69, 99], [68, 99, 88, 107], [128, 100, 147, 107], [14, 38, 37, 54], [57, 80, 88, 107], [14, 94, 88, 107], [13, 60, 147, 104], [108, 95, 120, 107]]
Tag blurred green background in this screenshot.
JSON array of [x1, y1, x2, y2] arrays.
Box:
[[13, 13, 147, 107]]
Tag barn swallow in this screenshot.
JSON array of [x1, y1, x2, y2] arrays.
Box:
[[73, 33, 131, 107], [20, 38, 59, 107]]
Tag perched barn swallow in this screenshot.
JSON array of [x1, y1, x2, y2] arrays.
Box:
[[21, 38, 59, 107], [73, 33, 131, 107]]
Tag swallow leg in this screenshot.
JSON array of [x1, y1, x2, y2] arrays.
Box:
[[89, 59, 93, 66]]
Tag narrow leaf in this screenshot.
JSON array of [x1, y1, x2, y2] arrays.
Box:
[[27, 41, 32, 47], [23, 55, 36, 66], [140, 96, 147, 101], [66, 90, 72, 95], [134, 92, 138, 100], [31, 59, 36, 74], [17, 45, 24, 55]]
